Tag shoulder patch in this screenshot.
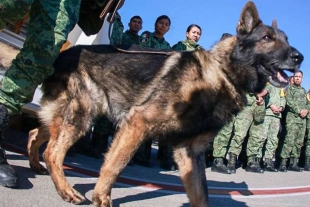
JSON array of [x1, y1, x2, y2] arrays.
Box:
[[140, 32, 150, 43]]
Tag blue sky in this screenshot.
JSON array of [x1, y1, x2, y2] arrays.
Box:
[[119, 0, 310, 90]]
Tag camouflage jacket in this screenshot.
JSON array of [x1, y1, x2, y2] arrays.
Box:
[[285, 84, 307, 120], [139, 31, 171, 50], [172, 39, 201, 51], [110, 12, 124, 45], [307, 92, 310, 127], [121, 30, 140, 45], [265, 84, 286, 118]]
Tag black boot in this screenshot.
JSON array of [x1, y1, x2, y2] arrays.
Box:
[[0, 148, 18, 187], [227, 152, 237, 174], [159, 144, 177, 171], [304, 157, 310, 171], [288, 158, 303, 172], [211, 158, 231, 174], [75, 132, 103, 159], [246, 156, 264, 173], [0, 104, 18, 188], [264, 158, 278, 172], [278, 158, 288, 172]]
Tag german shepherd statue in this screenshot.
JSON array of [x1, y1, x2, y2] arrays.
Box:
[[26, 1, 303, 206]]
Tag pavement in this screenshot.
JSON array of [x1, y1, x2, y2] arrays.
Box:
[[1, 127, 310, 207]]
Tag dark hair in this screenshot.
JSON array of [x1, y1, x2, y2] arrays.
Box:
[[220, 33, 233, 41], [186, 24, 201, 34], [155, 15, 171, 26], [294, 70, 303, 75], [130, 15, 142, 22]]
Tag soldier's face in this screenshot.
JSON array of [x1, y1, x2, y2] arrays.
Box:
[[186, 26, 201, 42], [129, 18, 142, 33], [293, 72, 302, 86], [155, 19, 170, 36]]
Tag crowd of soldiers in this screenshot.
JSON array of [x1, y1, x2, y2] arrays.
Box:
[[211, 73, 310, 174]]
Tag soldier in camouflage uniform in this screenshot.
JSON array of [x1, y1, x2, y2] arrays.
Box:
[[86, 0, 125, 159], [140, 15, 171, 50], [304, 90, 310, 171], [139, 15, 173, 170], [121, 15, 142, 45], [227, 91, 267, 174], [210, 33, 234, 174], [0, 0, 124, 188], [0, 0, 80, 114], [108, 0, 124, 45], [211, 116, 235, 174], [86, 13, 141, 160], [260, 84, 286, 172], [109, 11, 124, 45], [172, 24, 202, 51], [0, 0, 81, 188], [279, 71, 308, 172], [120, 15, 145, 166]]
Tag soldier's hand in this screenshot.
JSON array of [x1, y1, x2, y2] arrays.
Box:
[[278, 106, 284, 112], [256, 96, 264, 105], [270, 105, 280, 114], [300, 109, 308, 118]]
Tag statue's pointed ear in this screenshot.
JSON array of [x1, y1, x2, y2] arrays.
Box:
[[272, 19, 278, 29], [237, 1, 262, 35]]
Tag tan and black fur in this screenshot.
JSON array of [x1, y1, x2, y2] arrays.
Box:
[[27, 2, 303, 207]]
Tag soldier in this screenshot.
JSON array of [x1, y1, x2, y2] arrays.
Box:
[[211, 117, 235, 174], [0, 0, 82, 188], [109, 11, 124, 45], [303, 90, 310, 171], [139, 15, 172, 50], [260, 83, 286, 172], [107, 0, 125, 45], [0, 0, 123, 188], [289, 76, 295, 85], [172, 24, 202, 51], [121, 15, 143, 45], [73, 0, 126, 159], [279, 71, 308, 172], [227, 91, 267, 174], [211, 33, 234, 174], [140, 15, 173, 170]]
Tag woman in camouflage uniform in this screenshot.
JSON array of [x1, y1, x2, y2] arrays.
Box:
[[139, 15, 171, 50], [138, 15, 173, 170], [172, 24, 202, 51]]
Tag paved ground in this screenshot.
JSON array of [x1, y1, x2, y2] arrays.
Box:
[[1, 127, 310, 207]]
